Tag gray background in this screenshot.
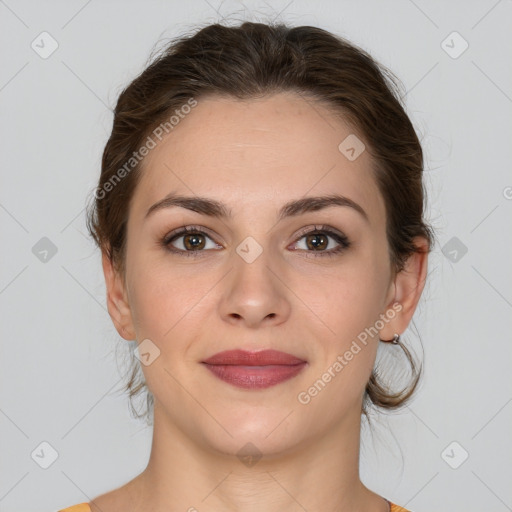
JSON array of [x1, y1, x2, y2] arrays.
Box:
[[1, 1, 511, 511]]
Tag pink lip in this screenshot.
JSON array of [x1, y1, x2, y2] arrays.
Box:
[[202, 349, 307, 389]]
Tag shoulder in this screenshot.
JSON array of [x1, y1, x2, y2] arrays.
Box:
[[58, 497, 411, 512], [390, 503, 412, 512], [61, 480, 142, 512], [57, 504, 91, 512]]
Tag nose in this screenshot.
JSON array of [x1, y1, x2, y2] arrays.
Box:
[[218, 246, 291, 329]]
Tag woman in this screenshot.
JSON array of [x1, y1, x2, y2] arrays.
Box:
[[60, 20, 433, 512]]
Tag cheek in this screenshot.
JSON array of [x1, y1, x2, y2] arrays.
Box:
[[126, 255, 218, 346], [294, 258, 388, 342], [126, 260, 183, 340], [299, 267, 386, 400]]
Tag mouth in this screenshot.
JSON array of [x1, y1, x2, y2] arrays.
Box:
[[201, 349, 308, 390]]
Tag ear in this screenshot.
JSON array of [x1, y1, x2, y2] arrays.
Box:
[[102, 251, 136, 340], [379, 236, 429, 340]]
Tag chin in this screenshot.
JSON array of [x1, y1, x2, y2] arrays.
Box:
[[206, 430, 303, 464], [202, 407, 304, 457]]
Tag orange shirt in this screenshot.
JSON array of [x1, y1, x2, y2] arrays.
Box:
[[58, 501, 411, 511], [58, 506, 91, 512]]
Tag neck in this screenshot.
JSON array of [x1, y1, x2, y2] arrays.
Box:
[[129, 401, 388, 512]]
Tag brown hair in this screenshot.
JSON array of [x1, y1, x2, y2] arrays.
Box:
[[86, 21, 435, 424]]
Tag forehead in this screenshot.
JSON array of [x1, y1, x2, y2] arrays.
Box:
[[130, 92, 384, 224]]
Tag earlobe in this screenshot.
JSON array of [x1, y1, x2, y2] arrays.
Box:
[[379, 237, 429, 340], [101, 252, 136, 340]]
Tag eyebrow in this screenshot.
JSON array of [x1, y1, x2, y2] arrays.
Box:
[[145, 192, 369, 223]]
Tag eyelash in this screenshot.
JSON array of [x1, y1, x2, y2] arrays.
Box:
[[161, 224, 351, 259]]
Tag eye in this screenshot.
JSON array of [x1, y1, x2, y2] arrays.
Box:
[[290, 225, 351, 257], [161, 224, 351, 258], [162, 226, 221, 257]]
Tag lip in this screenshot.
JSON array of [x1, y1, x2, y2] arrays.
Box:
[[202, 349, 308, 389]]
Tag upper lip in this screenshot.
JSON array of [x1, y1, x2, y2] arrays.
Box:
[[202, 349, 306, 366]]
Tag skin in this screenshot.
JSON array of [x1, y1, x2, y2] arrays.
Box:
[[93, 91, 428, 512]]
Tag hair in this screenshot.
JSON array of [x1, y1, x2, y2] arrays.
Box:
[[86, 20, 435, 424]]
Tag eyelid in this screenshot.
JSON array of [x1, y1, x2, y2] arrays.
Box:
[[162, 224, 218, 243], [293, 224, 347, 241], [163, 224, 347, 242]]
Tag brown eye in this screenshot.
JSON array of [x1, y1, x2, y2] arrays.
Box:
[[292, 226, 351, 257], [162, 226, 221, 257], [305, 232, 329, 251], [182, 232, 206, 250]]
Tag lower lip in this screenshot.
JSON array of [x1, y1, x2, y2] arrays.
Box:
[[202, 363, 307, 389]]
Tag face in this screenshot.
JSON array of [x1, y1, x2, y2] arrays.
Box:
[[106, 92, 415, 457]]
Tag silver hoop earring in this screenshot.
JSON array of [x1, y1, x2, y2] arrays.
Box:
[[379, 333, 400, 344]]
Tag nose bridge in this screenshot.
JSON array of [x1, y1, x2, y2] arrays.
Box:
[[231, 234, 276, 295], [220, 234, 290, 326]]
